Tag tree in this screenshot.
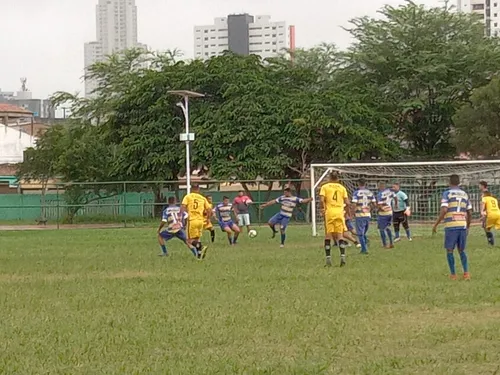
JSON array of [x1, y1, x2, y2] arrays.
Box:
[[454, 77, 500, 156], [340, 1, 500, 157], [17, 126, 67, 221]]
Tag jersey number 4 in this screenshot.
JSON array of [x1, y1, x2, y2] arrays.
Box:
[[332, 191, 338, 202]]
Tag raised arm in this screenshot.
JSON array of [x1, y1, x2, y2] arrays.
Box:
[[260, 199, 278, 209]]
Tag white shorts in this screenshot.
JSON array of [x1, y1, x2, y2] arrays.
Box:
[[238, 213, 251, 226]]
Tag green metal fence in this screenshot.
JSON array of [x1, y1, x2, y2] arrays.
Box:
[[0, 180, 312, 227]]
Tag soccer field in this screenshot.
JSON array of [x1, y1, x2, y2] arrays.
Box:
[[1, 226, 500, 374]]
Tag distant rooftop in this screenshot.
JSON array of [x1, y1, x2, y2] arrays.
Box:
[[0, 103, 32, 115]]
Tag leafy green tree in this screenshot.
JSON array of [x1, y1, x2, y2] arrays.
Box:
[[341, 1, 500, 157], [454, 77, 500, 156]]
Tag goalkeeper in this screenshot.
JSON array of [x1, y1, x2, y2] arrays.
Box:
[[391, 183, 412, 242]]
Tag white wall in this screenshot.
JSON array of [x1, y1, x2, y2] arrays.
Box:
[[0, 125, 34, 163]]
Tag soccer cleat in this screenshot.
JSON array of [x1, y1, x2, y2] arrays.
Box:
[[384, 245, 394, 249], [463, 272, 471, 281], [280, 244, 284, 248], [408, 238, 413, 242], [360, 251, 369, 255], [271, 231, 277, 239], [340, 258, 346, 267], [158, 253, 168, 257], [325, 257, 332, 267], [394, 238, 401, 243], [200, 246, 208, 260], [449, 274, 458, 280], [356, 243, 362, 248]]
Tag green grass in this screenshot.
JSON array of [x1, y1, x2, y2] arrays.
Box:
[[1, 226, 500, 374]]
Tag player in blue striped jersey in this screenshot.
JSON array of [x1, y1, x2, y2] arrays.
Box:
[[215, 196, 241, 245], [157, 197, 198, 257], [352, 179, 376, 254], [432, 175, 472, 280], [260, 188, 312, 247], [377, 182, 395, 248]]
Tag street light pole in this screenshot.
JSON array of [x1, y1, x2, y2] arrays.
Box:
[[167, 90, 204, 195]]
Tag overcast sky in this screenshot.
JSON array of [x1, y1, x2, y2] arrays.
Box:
[[1, 0, 442, 98]]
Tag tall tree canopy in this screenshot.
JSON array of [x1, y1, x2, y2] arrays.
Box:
[[339, 1, 500, 157]]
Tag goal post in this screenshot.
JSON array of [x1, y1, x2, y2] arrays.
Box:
[[310, 160, 500, 237]]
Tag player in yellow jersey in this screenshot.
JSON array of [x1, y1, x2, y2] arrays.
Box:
[[481, 191, 500, 246], [204, 195, 216, 243], [180, 184, 211, 259], [319, 172, 350, 267]]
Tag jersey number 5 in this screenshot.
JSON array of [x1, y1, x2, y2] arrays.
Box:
[[193, 199, 199, 209]]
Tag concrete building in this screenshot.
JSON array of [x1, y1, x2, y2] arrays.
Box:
[[194, 14, 292, 60], [457, 0, 500, 36], [84, 0, 146, 97]]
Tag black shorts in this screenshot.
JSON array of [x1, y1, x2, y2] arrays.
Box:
[[393, 211, 406, 225]]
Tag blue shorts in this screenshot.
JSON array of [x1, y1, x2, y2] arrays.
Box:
[[269, 213, 291, 230], [160, 230, 187, 242], [219, 220, 235, 231], [345, 219, 354, 231], [444, 229, 467, 251], [377, 215, 392, 230], [355, 217, 370, 235]]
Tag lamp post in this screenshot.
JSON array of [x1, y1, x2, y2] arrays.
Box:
[[167, 90, 205, 194]]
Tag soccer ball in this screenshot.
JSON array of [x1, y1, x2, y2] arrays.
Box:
[[248, 230, 257, 238]]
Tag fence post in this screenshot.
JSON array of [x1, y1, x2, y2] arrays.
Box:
[[123, 182, 127, 228], [56, 185, 60, 230]]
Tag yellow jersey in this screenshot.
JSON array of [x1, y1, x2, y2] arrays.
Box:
[[182, 193, 210, 221], [483, 195, 500, 216], [319, 182, 348, 215]]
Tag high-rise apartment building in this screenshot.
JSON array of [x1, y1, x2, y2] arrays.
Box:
[[194, 14, 292, 60], [457, 0, 500, 36], [84, 0, 146, 97]]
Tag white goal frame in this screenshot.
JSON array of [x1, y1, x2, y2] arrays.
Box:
[[310, 160, 500, 237]]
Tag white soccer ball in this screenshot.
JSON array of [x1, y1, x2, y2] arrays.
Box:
[[248, 230, 257, 238]]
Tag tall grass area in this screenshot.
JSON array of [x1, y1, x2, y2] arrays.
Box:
[[1, 226, 500, 374]]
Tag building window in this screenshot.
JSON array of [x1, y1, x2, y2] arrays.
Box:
[[272, 34, 276, 37], [218, 29, 227, 32], [205, 37, 208, 40], [272, 27, 276, 30], [205, 52, 209, 56], [265, 41, 270, 44], [495, 2, 498, 6], [205, 45, 208, 48], [211, 37, 216, 39], [279, 33, 284, 36], [265, 26, 270, 29], [204, 30, 208, 33], [210, 29, 215, 31], [495, 13, 498, 16], [495, 22, 498, 26], [472, 3, 485, 10], [211, 44, 216, 47]]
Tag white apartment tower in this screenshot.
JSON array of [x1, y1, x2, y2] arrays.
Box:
[[194, 14, 291, 60], [84, 0, 146, 97], [457, 0, 500, 36]]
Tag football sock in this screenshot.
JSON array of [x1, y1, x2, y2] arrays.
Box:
[[339, 240, 347, 259], [486, 231, 494, 245], [280, 233, 286, 245], [233, 232, 239, 244], [271, 225, 277, 233], [459, 251, 469, 273], [210, 230, 215, 243], [359, 236, 367, 253], [333, 240, 338, 246], [386, 229, 393, 244], [447, 252, 456, 275], [395, 230, 400, 239], [228, 235, 232, 245], [379, 230, 387, 246], [405, 229, 411, 238], [190, 247, 198, 257], [324, 239, 331, 257], [160, 244, 167, 255]]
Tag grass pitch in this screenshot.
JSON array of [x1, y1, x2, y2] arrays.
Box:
[[1, 225, 500, 374]]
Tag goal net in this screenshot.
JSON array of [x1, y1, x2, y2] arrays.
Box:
[[310, 160, 500, 236]]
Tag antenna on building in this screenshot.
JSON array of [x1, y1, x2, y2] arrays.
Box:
[[20, 77, 28, 92]]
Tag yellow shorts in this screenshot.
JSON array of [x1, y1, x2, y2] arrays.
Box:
[[204, 221, 213, 231], [486, 214, 500, 230], [187, 219, 204, 239], [325, 213, 345, 235]]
